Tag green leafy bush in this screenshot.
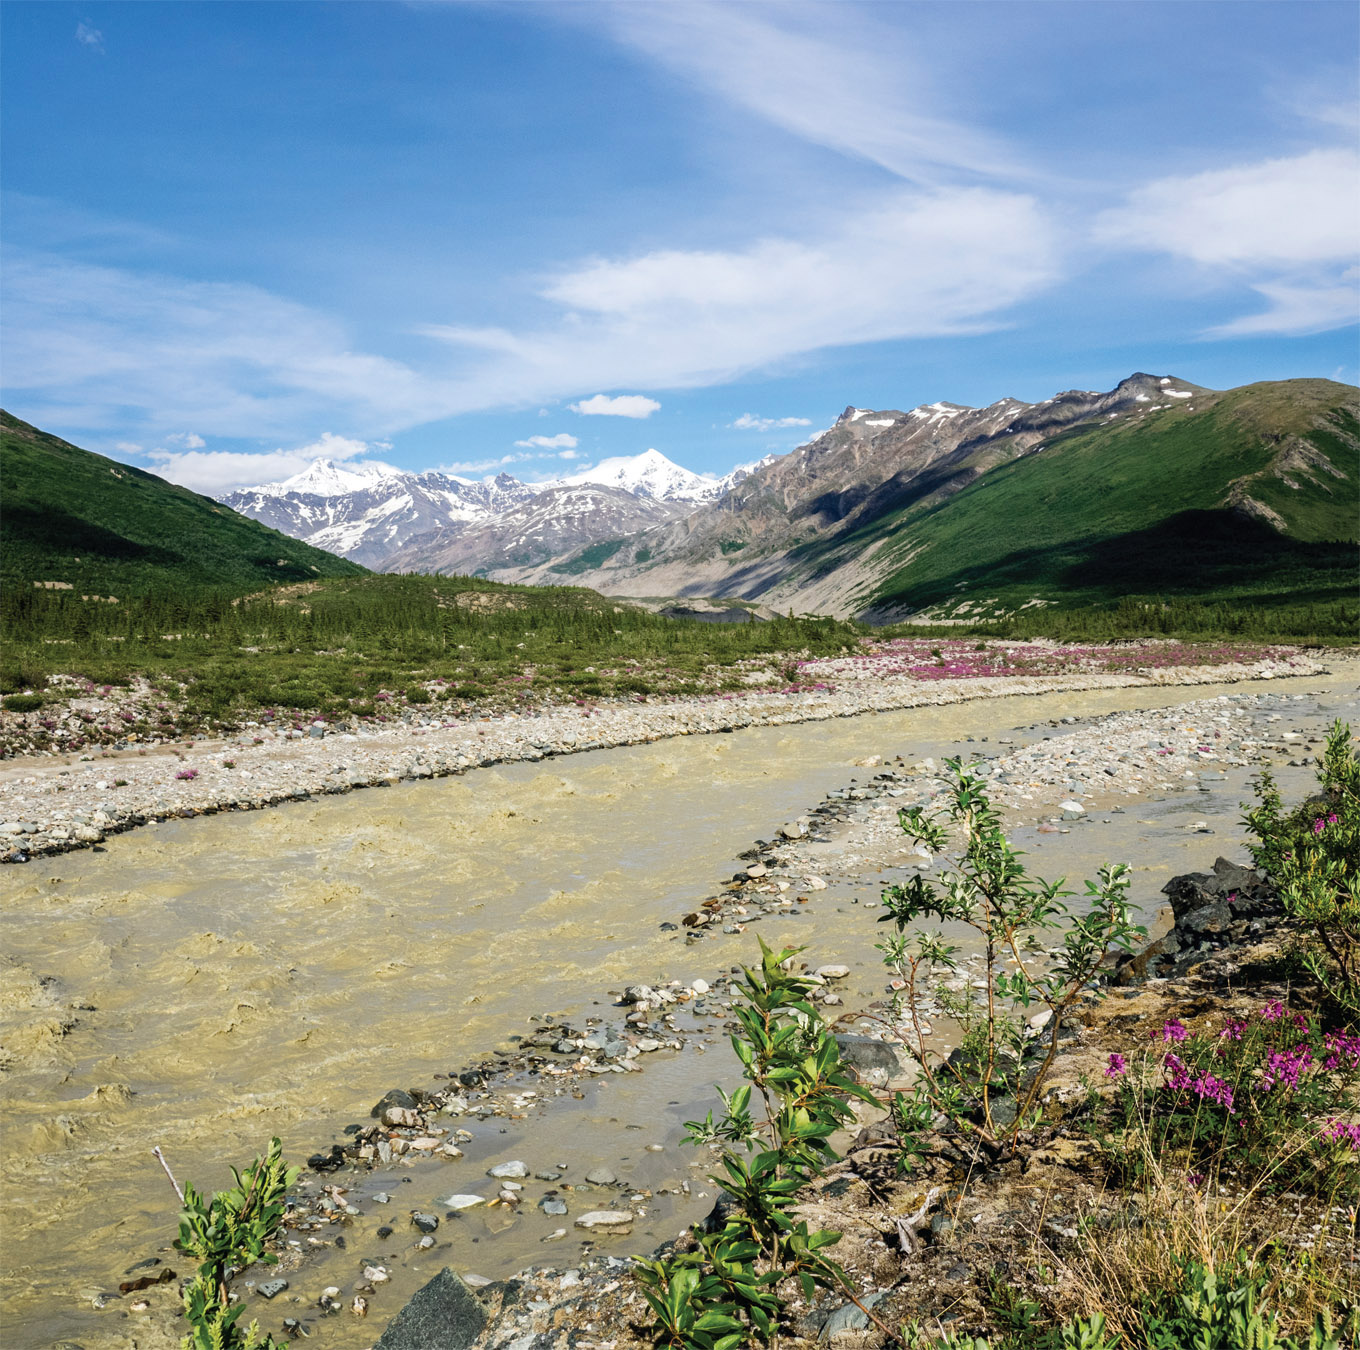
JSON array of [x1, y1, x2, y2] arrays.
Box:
[[1244, 721, 1359, 1014], [878, 759, 1143, 1161], [2, 692, 44, 712], [637, 939, 880, 1349], [172, 1137, 298, 1350], [915, 1254, 1348, 1348]]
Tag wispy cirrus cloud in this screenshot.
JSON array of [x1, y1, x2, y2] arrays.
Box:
[[1096, 148, 1360, 336], [588, 1, 1019, 186]]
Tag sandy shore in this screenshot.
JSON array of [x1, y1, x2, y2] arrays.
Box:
[[1, 646, 1347, 862]]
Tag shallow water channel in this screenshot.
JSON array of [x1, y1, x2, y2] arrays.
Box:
[[1, 673, 1354, 1348]]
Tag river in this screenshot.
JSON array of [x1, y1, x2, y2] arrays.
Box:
[[1, 671, 1354, 1349]]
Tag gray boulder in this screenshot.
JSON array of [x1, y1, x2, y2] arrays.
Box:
[[375, 1268, 486, 1350]]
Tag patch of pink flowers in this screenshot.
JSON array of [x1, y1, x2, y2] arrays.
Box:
[[1163, 1052, 1236, 1114], [1105, 1053, 1127, 1078], [1320, 1119, 1360, 1152], [175, 768, 198, 780]]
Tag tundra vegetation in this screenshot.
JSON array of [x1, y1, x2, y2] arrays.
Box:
[[638, 736, 1359, 1349]]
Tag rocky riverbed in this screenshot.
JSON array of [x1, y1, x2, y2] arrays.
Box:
[[61, 670, 1358, 1350], [0, 643, 1337, 863]]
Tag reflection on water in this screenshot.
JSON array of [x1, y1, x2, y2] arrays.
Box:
[[1, 673, 1352, 1348]]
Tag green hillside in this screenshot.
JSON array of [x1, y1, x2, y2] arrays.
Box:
[[0, 411, 364, 595], [839, 378, 1359, 618]]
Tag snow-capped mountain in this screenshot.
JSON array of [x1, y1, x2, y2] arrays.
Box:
[[380, 483, 690, 577], [221, 459, 539, 568], [557, 448, 723, 502], [219, 448, 762, 571]]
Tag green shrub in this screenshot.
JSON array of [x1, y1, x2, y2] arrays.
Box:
[[637, 939, 881, 1349], [171, 1137, 298, 1350], [878, 758, 1143, 1162], [405, 686, 432, 703], [1244, 721, 1359, 1015], [2, 692, 44, 712]]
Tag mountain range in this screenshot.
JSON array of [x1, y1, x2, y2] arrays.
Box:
[[221, 448, 763, 569], [219, 372, 1359, 620]]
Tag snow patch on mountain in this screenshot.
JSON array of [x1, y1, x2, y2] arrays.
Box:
[[556, 448, 721, 502]]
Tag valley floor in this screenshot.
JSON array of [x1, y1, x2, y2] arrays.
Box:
[[0, 642, 1346, 862]]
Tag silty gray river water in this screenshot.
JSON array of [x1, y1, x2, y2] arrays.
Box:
[[1, 672, 1354, 1349]]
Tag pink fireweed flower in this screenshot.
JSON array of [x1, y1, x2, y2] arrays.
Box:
[[1105, 1053, 1127, 1078], [175, 768, 198, 780], [1261, 1046, 1313, 1093], [1163, 1053, 1236, 1114], [1320, 1119, 1360, 1152], [1158, 1019, 1189, 1044], [1260, 999, 1285, 1023], [1322, 1030, 1360, 1072], [1219, 1020, 1245, 1042]]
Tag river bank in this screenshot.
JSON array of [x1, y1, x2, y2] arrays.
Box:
[[26, 670, 1355, 1350], [0, 641, 1340, 863]]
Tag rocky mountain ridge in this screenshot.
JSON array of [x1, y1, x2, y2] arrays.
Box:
[[221, 448, 756, 570], [491, 373, 1357, 619]]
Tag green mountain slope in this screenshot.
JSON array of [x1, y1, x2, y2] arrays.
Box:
[[834, 378, 1358, 618], [1, 412, 364, 595]]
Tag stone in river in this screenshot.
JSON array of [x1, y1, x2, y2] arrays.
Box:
[[441, 1194, 487, 1210], [371, 1088, 419, 1119], [814, 965, 850, 981], [257, 1279, 288, 1300], [488, 1160, 528, 1179], [574, 1210, 634, 1233], [374, 1268, 487, 1350], [411, 1212, 439, 1234], [778, 821, 808, 840], [1059, 800, 1086, 815], [584, 1166, 617, 1185], [540, 1197, 568, 1216]]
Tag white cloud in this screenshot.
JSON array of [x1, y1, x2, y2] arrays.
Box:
[[2, 248, 443, 440], [514, 432, 579, 449], [164, 431, 205, 448], [1096, 149, 1360, 338], [75, 22, 104, 53], [568, 394, 662, 418], [144, 431, 373, 495], [589, 2, 1018, 186], [1096, 149, 1359, 268], [731, 413, 811, 431], [1206, 271, 1360, 338]]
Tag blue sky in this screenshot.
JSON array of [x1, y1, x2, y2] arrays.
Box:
[[2, 0, 1356, 493]]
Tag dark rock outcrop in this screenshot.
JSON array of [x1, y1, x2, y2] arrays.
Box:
[[374, 1268, 487, 1350]]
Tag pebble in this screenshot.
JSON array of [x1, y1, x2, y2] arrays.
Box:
[[441, 1194, 488, 1210], [574, 1210, 634, 1232], [584, 1167, 617, 1185], [488, 1160, 529, 1179]]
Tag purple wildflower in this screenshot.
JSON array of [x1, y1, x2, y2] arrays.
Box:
[[1158, 1019, 1189, 1044], [175, 768, 198, 781], [1320, 1119, 1360, 1152], [1105, 1053, 1127, 1079], [1260, 999, 1284, 1023], [1261, 1046, 1313, 1093]]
